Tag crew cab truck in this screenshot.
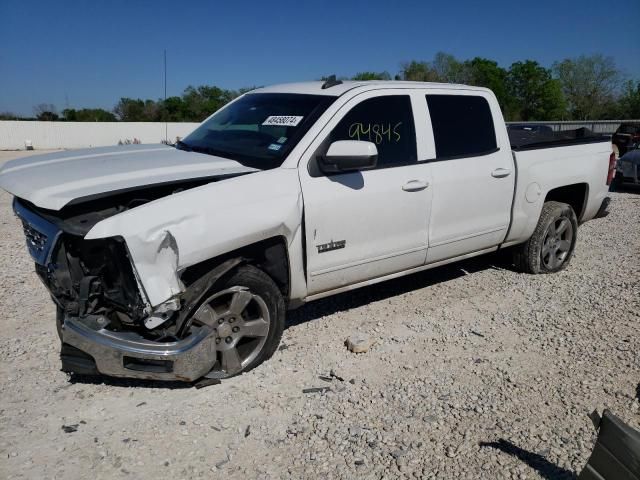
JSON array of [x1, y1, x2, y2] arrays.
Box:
[[0, 80, 614, 382]]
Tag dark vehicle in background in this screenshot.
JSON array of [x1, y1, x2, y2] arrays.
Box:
[[612, 122, 640, 159], [614, 147, 640, 187]]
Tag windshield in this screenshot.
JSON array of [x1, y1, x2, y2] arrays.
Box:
[[178, 93, 335, 169]]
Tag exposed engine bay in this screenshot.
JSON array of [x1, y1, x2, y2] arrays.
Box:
[[15, 177, 225, 339]]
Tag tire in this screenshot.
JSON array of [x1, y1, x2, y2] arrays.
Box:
[[192, 264, 285, 379], [513, 201, 578, 274], [56, 306, 64, 341], [610, 173, 622, 192]]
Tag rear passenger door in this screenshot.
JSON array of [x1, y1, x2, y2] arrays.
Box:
[[423, 92, 515, 263]]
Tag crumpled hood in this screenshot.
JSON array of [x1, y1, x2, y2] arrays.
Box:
[[0, 144, 257, 210]]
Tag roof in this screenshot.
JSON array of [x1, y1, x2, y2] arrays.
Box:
[[250, 80, 489, 97]]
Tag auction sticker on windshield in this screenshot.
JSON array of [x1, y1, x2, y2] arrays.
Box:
[[262, 116, 304, 127]]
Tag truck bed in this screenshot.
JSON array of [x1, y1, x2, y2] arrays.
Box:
[[504, 132, 612, 248], [509, 127, 609, 151]]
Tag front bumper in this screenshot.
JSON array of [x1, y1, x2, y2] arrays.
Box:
[[61, 315, 217, 382]]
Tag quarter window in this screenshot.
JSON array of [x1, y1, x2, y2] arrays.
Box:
[[330, 96, 417, 168], [426, 95, 497, 159]]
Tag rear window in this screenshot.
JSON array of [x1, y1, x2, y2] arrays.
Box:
[[426, 95, 497, 159]]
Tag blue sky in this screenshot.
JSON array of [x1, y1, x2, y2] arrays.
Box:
[[1, 0, 639, 116]]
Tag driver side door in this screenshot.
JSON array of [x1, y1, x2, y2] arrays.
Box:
[[299, 91, 434, 296]]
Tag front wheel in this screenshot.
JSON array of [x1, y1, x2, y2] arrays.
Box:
[[513, 201, 578, 274], [189, 265, 285, 379]]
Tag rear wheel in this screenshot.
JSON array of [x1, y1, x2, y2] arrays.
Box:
[[513, 201, 578, 274], [189, 265, 285, 379]]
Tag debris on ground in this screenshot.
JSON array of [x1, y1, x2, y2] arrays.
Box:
[[346, 334, 372, 353], [302, 387, 331, 394]]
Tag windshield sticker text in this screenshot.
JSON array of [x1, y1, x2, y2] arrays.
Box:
[[263, 116, 304, 127], [268, 143, 282, 151]]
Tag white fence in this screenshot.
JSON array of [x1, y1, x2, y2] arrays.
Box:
[[2, 119, 638, 150], [0, 121, 200, 150], [506, 120, 640, 135]]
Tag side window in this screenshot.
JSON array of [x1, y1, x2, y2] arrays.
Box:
[[330, 95, 417, 168], [426, 95, 497, 159]]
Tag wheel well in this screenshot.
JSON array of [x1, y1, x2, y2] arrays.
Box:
[[544, 183, 588, 220], [179, 236, 290, 299]]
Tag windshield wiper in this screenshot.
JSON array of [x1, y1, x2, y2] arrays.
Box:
[[176, 140, 230, 158], [175, 140, 192, 152], [189, 145, 227, 158], [174, 142, 270, 170]]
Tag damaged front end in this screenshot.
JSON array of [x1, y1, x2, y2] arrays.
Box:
[[13, 188, 226, 382]]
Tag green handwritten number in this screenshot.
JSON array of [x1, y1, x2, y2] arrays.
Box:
[[393, 122, 402, 142], [348, 123, 361, 141], [381, 123, 391, 142], [371, 124, 382, 144], [360, 123, 371, 141], [347, 122, 403, 143]]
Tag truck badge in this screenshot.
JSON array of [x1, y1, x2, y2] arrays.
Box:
[[317, 240, 346, 253]]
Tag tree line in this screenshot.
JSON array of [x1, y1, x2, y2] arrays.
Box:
[[1, 53, 638, 123]]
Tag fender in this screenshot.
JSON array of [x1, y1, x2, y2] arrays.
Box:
[[175, 257, 244, 336], [85, 168, 304, 307]]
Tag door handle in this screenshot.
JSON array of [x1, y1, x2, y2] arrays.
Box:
[[491, 168, 512, 178], [402, 179, 429, 192]]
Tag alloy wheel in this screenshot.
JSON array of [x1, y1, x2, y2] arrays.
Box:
[[541, 216, 574, 270], [190, 286, 270, 378]]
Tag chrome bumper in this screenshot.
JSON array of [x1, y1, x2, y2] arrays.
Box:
[[61, 315, 217, 382]]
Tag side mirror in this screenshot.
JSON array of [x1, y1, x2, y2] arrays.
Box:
[[319, 140, 378, 174]]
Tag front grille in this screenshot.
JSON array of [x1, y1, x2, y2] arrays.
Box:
[[22, 222, 48, 253], [13, 199, 61, 265]]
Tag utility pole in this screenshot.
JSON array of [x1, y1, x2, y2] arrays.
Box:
[[164, 49, 168, 143]]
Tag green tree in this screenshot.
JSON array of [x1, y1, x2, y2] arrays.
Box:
[[507, 61, 565, 120], [34, 103, 59, 121], [142, 99, 161, 122], [463, 57, 513, 114], [181, 85, 236, 122], [351, 71, 391, 81], [0, 112, 22, 120], [613, 80, 640, 119], [63, 108, 117, 122], [431, 52, 467, 83], [400, 61, 439, 82], [113, 98, 150, 121], [553, 54, 621, 120], [160, 96, 187, 122]]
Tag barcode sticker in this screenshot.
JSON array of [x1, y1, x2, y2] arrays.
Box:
[[262, 116, 303, 127]]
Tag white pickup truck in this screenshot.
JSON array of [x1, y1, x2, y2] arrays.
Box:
[[0, 80, 615, 382]]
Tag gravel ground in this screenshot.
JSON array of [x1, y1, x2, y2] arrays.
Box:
[[0, 150, 638, 480]]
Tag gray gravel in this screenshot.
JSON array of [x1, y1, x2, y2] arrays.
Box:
[[0, 150, 638, 479]]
